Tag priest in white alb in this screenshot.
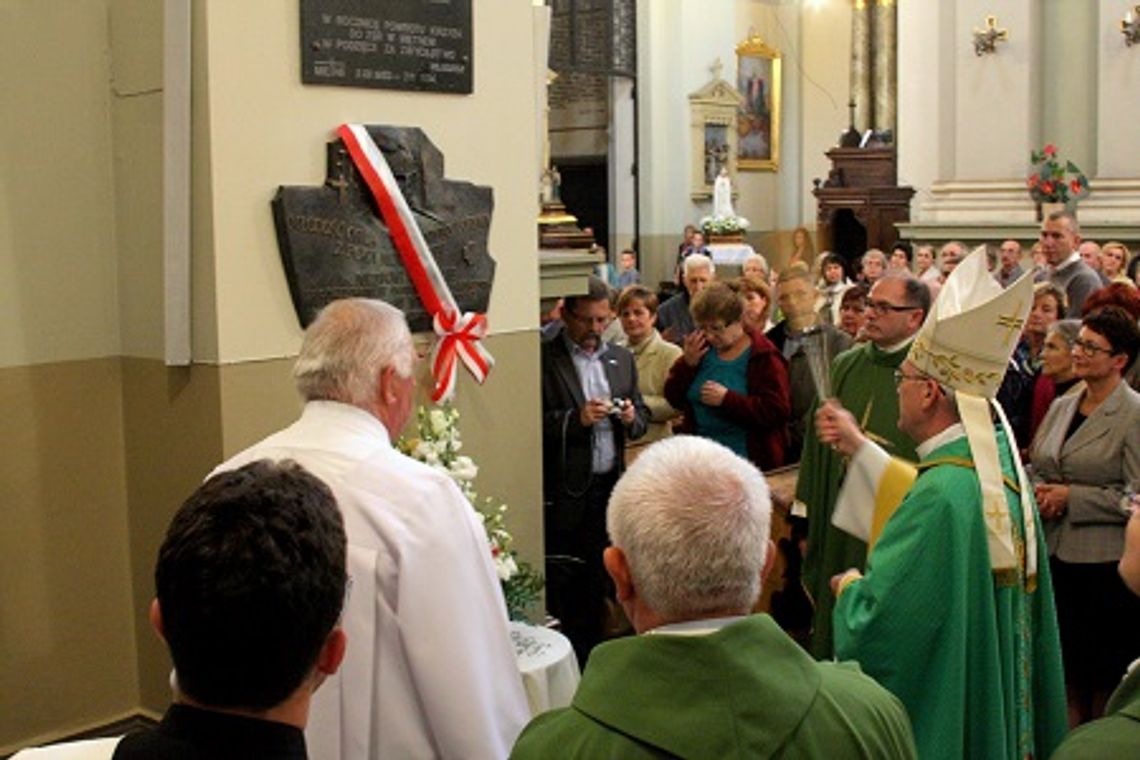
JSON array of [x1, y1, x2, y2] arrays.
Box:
[[211, 298, 530, 760]]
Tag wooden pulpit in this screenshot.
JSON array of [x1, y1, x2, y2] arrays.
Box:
[[812, 147, 915, 262]]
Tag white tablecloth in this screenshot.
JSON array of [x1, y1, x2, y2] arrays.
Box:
[[11, 737, 120, 759], [510, 622, 581, 716], [707, 242, 756, 265]]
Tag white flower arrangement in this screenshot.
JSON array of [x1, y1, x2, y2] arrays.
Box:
[[399, 404, 543, 618], [699, 214, 751, 235]]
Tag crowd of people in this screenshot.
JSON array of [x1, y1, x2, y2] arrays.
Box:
[[22, 212, 1139, 758], [536, 210, 1139, 757]]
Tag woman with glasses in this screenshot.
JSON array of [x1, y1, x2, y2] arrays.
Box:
[[1029, 306, 1140, 726], [664, 282, 790, 470]]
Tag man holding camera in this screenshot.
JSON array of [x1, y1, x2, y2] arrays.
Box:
[[542, 275, 649, 662]]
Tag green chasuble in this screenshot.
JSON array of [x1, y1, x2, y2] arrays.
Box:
[[511, 615, 916, 759], [797, 340, 917, 658], [1051, 659, 1140, 759], [833, 432, 1067, 760]]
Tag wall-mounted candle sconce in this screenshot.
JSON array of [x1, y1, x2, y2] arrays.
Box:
[[1123, 6, 1140, 47], [972, 15, 1009, 56]]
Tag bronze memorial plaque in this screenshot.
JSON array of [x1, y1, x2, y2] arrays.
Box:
[[300, 0, 472, 94], [271, 125, 495, 331]]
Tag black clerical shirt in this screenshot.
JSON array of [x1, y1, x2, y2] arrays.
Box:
[[113, 704, 307, 759]]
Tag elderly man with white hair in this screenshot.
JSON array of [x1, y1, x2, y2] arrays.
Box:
[[657, 253, 714, 344], [212, 298, 529, 760], [511, 436, 917, 759]]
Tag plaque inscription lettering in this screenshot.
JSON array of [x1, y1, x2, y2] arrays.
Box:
[[300, 0, 473, 94]]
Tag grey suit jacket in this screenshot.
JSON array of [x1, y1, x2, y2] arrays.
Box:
[[1030, 381, 1140, 563]]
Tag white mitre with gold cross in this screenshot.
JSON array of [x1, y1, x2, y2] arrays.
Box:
[[908, 246, 1032, 398], [908, 247, 1036, 577]]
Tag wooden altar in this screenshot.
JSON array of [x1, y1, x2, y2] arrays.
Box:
[[812, 147, 914, 262]]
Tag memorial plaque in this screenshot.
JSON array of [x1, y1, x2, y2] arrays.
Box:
[[272, 126, 495, 331], [301, 0, 472, 94]]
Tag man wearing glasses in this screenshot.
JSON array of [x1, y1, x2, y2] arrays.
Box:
[[795, 273, 931, 658]]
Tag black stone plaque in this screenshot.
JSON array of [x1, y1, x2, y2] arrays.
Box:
[[301, 0, 472, 94], [272, 126, 495, 332]]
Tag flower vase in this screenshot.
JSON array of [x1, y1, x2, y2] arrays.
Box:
[[1036, 201, 1066, 222]]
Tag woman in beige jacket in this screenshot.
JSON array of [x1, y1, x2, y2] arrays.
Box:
[[617, 286, 682, 459]]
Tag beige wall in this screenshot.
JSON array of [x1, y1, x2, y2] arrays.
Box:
[[119, 359, 227, 711], [0, 359, 139, 752], [0, 1, 121, 368]]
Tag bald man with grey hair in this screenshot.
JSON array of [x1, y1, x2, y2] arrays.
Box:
[[511, 436, 917, 759], [213, 298, 529, 760]]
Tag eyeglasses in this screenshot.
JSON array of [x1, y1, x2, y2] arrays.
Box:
[[866, 299, 920, 315], [892, 369, 930, 386], [699, 322, 732, 335], [1071, 338, 1115, 356]]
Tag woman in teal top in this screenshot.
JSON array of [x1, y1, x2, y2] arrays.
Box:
[[664, 282, 791, 469]]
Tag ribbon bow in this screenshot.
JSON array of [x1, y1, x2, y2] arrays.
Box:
[[431, 309, 494, 403]]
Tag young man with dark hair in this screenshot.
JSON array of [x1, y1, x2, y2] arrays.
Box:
[[116, 460, 348, 759]]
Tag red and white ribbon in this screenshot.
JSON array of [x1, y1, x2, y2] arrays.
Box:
[[336, 123, 494, 402], [431, 310, 493, 403]]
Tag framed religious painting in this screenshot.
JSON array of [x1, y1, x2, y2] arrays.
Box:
[[736, 34, 781, 171]]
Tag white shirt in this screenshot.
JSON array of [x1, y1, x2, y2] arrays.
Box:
[[211, 401, 529, 760], [566, 335, 616, 473]]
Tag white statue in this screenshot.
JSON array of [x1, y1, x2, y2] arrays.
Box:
[[713, 167, 735, 218]]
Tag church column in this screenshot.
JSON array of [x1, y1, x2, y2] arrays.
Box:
[[850, 0, 872, 131], [871, 0, 896, 136]]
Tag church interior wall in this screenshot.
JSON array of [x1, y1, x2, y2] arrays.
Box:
[[634, 0, 855, 284], [201, 0, 542, 363]]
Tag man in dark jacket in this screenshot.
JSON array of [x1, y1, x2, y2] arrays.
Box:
[[542, 276, 649, 662]]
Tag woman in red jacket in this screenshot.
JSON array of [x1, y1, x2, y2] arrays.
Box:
[[664, 282, 791, 470]]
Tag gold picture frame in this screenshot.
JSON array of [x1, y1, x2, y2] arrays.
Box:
[[736, 34, 781, 171]]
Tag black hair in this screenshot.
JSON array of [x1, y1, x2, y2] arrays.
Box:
[[900, 276, 932, 319], [563, 275, 611, 316], [156, 460, 347, 710], [1082, 306, 1140, 368]]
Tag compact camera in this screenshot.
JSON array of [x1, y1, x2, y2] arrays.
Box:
[[607, 398, 629, 417]]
